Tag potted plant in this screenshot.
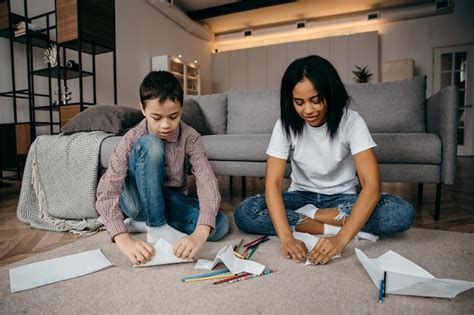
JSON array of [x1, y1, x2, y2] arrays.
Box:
[[352, 65, 373, 83]]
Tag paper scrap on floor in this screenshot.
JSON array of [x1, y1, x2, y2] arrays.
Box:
[[293, 232, 341, 265], [195, 245, 265, 275], [9, 249, 113, 293], [134, 238, 193, 267], [355, 248, 474, 298]]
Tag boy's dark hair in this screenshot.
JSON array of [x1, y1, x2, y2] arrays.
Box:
[[139, 71, 183, 107], [280, 55, 349, 139]]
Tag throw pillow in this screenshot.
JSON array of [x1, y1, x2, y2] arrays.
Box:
[[61, 105, 144, 135], [181, 99, 212, 135]]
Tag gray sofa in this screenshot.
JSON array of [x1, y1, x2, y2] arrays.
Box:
[[100, 76, 458, 220]]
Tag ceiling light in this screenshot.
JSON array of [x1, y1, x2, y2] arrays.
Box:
[[296, 21, 306, 29], [367, 12, 379, 20]]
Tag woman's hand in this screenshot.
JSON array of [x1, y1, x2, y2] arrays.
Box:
[[309, 235, 346, 265], [280, 235, 308, 263], [114, 232, 154, 265], [173, 225, 210, 259]]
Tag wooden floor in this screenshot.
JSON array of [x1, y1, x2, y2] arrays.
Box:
[[0, 157, 473, 267]]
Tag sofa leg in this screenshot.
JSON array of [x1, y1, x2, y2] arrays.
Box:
[[434, 183, 442, 221], [241, 176, 246, 199], [229, 176, 233, 196], [417, 183, 423, 204]]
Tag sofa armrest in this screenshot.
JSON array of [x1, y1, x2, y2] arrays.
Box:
[[426, 85, 458, 184]]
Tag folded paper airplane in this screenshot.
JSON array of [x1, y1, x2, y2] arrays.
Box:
[[293, 232, 341, 265], [134, 238, 193, 267], [194, 245, 265, 275], [355, 248, 474, 298]]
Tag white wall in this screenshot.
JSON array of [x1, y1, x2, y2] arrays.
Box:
[[113, 0, 213, 105], [211, 0, 474, 96], [0, 0, 213, 125], [376, 0, 473, 95], [212, 31, 379, 92]]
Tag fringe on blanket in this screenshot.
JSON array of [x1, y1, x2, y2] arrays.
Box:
[[17, 132, 111, 236]]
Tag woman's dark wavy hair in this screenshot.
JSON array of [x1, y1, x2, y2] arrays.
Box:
[[280, 55, 349, 139], [139, 70, 183, 107]]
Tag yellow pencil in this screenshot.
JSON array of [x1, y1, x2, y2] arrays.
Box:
[[184, 273, 234, 283], [234, 251, 245, 259]]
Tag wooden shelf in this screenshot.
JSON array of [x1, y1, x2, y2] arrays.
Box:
[[32, 66, 93, 79], [59, 38, 113, 55], [56, 0, 115, 50]]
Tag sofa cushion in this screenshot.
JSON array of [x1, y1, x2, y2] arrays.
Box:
[[184, 93, 227, 134], [181, 99, 212, 135], [372, 133, 441, 164], [202, 134, 271, 162], [227, 88, 280, 134], [100, 136, 122, 168], [345, 76, 426, 133], [61, 105, 143, 135]]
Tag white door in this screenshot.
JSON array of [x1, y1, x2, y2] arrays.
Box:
[[434, 45, 474, 156]]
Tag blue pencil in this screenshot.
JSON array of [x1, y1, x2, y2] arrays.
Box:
[[181, 268, 230, 282], [378, 278, 385, 303]]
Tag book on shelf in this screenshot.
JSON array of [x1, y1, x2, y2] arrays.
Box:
[[13, 21, 43, 37]]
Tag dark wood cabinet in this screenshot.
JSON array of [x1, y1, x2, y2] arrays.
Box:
[[56, 0, 115, 54], [0, 123, 30, 175]]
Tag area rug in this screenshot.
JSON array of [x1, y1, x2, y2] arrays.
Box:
[[1, 216, 473, 314]]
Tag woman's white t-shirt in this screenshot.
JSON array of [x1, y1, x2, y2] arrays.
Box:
[[266, 109, 376, 195]]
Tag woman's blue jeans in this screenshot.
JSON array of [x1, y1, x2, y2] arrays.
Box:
[[234, 191, 415, 236], [119, 135, 229, 241]]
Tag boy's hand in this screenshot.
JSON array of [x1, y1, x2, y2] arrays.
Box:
[[279, 235, 308, 263], [114, 232, 154, 265], [309, 235, 345, 265], [173, 225, 210, 259]]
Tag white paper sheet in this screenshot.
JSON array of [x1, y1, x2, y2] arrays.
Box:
[[134, 238, 193, 267], [9, 249, 113, 293], [195, 245, 265, 275], [293, 232, 341, 265], [355, 248, 474, 298]]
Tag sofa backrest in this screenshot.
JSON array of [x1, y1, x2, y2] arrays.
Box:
[[226, 88, 280, 134], [184, 93, 227, 134], [345, 76, 426, 133]]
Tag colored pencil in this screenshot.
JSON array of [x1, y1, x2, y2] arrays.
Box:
[[246, 245, 259, 260], [243, 235, 267, 248], [184, 273, 234, 283], [234, 251, 245, 259], [248, 237, 269, 248], [212, 272, 250, 285], [227, 269, 275, 284], [378, 279, 385, 303], [235, 238, 244, 253], [181, 268, 230, 282]]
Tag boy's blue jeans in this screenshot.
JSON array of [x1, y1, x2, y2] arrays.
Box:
[[119, 135, 229, 241], [234, 191, 415, 236]]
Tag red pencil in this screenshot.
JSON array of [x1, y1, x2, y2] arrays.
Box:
[[243, 235, 267, 248], [212, 272, 251, 285]]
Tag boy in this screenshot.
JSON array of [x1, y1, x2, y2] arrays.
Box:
[[96, 71, 229, 265]]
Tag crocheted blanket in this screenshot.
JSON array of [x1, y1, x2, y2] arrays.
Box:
[[17, 131, 111, 234]]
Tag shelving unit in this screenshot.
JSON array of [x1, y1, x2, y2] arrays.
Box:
[[152, 55, 201, 95], [55, 0, 117, 125], [185, 62, 200, 95], [0, 0, 58, 178], [0, 0, 117, 178]]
